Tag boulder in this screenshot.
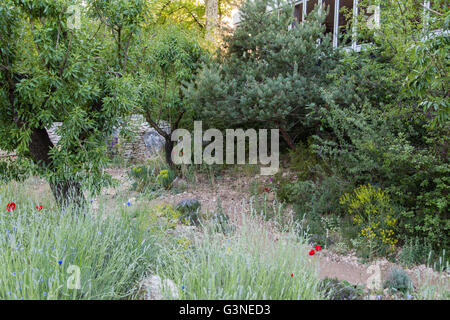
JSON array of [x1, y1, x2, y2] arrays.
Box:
[[139, 275, 180, 300], [144, 129, 167, 156], [172, 177, 188, 190]]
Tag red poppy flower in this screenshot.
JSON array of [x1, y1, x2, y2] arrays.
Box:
[[309, 249, 315, 256], [315, 245, 322, 252], [291, 273, 293, 277], [6, 202, 16, 212], [264, 187, 269, 192], [36, 205, 43, 211]]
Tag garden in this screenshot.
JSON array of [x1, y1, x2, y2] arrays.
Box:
[[0, 0, 448, 301]]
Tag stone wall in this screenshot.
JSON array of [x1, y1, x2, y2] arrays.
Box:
[[0, 115, 169, 163], [115, 115, 170, 162]]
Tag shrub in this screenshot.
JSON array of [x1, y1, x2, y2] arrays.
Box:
[[383, 268, 414, 294], [398, 237, 434, 267], [210, 200, 234, 235], [340, 184, 399, 256], [312, 99, 449, 251], [128, 162, 176, 193], [129, 165, 156, 192], [156, 169, 177, 190], [287, 142, 326, 181], [175, 199, 201, 226], [276, 174, 350, 248], [278, 175, 349, 217], [319, 277, 363, 300], [137, 204, 181, 236]]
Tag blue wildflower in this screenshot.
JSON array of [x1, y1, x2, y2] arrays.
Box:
[[182, 285, 185, 290], [58, 260, 62, 266], [11, 272, 16, 276], [127, 202, 131, 206], [43, 292, 47, 297]]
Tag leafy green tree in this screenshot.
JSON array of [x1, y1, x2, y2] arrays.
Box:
[[135, 24, 207, 167], [0, 0, 147, 207], [356, 0, 449, 126], [185, 0, 341, 150]]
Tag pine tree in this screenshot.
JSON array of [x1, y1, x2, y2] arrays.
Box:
[[186, 0, 341, 150]]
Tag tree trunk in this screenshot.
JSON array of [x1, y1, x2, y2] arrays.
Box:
[[165, 138, 175, 168], [205, 0, 219, 42], [8, 69, 86, 209], [27, 127, 86, 209], [49, 179, 86, 209], [278, 125, 297, 151]]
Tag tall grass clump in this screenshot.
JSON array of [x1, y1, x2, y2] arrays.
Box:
[[156, 204, 323, 300], [0, 182, 156, 300]]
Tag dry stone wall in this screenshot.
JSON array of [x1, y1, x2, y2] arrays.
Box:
[[115, 115, 170, 162], [0, 115, 169, 163]]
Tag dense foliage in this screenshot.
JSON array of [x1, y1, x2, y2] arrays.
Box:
[[183, 0, 449, 255], [0, 0, 150, 206], [0, 0, 448, 264], [186, 0, 341, 150]]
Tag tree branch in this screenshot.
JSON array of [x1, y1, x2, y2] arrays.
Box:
[[59, 30, 74, 77], [421, 4, 443, 16], [172, 109, 186, 131], [122, 32, 133, 74], [144, 112, 170, 140]]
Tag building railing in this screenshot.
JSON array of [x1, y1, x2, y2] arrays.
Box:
[[232, 0, 443, 51]]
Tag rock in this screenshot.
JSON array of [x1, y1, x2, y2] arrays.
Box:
[[120, 115, 170, 161], [172, 177, 188, 190], [139, 275, 180, 300], [47, 122, 63, 145], [144, 129, 167, 156]]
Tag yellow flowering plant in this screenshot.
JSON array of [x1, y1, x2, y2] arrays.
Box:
[[156, 169, 175, 189], [340, 184, 399, 257], [139, 203, 181, 235]]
